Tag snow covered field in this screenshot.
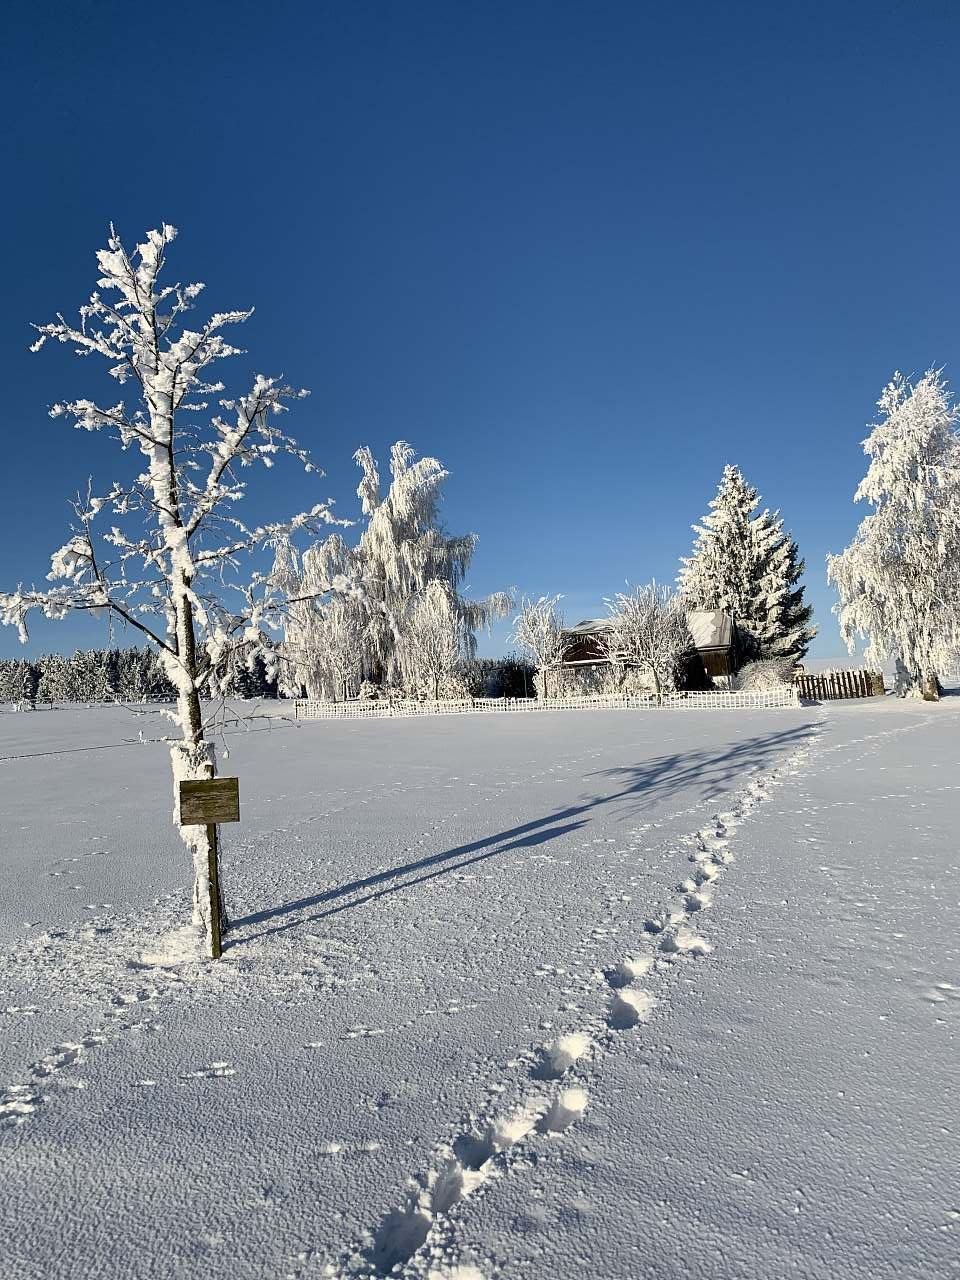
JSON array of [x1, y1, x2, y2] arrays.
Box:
[[1, 700, 957, 1279]]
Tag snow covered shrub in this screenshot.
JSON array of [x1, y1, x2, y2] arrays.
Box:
[[618, 667, 659, 696], [733, 658, 797, 691]]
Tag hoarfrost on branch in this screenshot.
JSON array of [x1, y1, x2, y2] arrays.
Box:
[[0, 223, 349, 949]]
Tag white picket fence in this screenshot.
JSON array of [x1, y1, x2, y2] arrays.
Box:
[[294, 686, 800, 721]]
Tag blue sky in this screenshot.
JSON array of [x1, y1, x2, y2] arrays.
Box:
[[1, 1, 958, 660]]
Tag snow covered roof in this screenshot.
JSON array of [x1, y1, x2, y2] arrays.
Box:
[[565, 611, 734, 652], [566, 618, 613, 636], [686, 609, 734, 651]]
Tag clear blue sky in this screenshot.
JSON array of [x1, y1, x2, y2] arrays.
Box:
[[2, 1, 957, 661]]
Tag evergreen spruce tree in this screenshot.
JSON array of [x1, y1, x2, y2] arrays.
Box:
[[37, 653, 69, 704], [679, 464, 814, 661]]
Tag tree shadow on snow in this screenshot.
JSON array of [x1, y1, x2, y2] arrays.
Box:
[[231, 720, 816, 946], [232, 818, 588, 943]]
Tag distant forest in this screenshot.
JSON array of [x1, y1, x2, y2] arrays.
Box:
[[0, 647, 279, 706]]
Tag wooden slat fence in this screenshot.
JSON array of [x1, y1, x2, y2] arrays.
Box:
[[795, 669, 884, 701]]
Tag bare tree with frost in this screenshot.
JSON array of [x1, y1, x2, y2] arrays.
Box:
[[827, 369, 960, 698], [0, 223, 349, 950], [603, 582, 693, 702], [510, 595, 570, 699]]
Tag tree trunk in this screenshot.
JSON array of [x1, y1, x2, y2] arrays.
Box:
[[651, 667, 663, 706], [169, 589, 226, 948], [922, 672, 942, 701]]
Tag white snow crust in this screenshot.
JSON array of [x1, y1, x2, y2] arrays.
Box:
[[1, 699, 957, 1278]]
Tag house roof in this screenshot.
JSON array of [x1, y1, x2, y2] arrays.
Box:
[[564, 610, 734, 652], [566, 618, 613, 637], [686, 609, 733, 651]]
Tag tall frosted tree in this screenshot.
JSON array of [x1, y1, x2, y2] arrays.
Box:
[[679, 464, 814, 661], [0, 224, 347, 953], [509, 595, 570, 699], [278, 441, 509, 694], [827, 369, 960, 697], [399, 579, 466, 700]]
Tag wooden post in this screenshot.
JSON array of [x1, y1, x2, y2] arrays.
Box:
[[178, 778, 240, 962], [206, 823, 223, 960]]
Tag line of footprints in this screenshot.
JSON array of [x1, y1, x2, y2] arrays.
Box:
[[336, 759, 801, 1279]]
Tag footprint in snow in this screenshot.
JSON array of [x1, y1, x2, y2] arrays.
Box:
[[531, 1031, 592, 1080], [607, 988, 656, 1030], [539, 1086, 589, 1134], [605, 955, 654, 989], [659, 926, 713, 956]]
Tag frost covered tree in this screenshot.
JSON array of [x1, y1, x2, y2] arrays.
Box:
[[604, 582, 692, 702], [399, 580, 466, 700], [0, 659, 40, 707], [278, 442, 509, 695], [36, 653, 68, 704], [291, 596, 365, 701], [679, 464, 814, 661], [509, 595, 570, 699], [749, 509, 816, 660], [827, 369, 960, 697], [0, 224, 346, 953]]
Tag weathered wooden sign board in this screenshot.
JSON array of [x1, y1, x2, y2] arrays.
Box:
[[177, 777, 240, 961], [178, 777, 240, 826]]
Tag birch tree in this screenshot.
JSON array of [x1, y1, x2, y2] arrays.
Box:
[[509, 595, 570, 699], [604, 582, 693, 702], [827, 369, 960, 697], [399, 580, 466, 700], [0, 223, 348, 951], [278, 442, 509, 692]]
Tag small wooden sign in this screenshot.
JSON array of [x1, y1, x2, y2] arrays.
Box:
[[178, 777, 240, 826]]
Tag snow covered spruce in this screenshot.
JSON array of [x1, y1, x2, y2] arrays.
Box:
[[0, 223, 354, 951], [828, 368, 960, 699], [679, 464, 815, 663]]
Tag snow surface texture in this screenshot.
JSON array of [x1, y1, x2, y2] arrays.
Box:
[[1, 700, 957, 1278]]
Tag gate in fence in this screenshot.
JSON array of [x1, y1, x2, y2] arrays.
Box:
[[795, 669, 884, 701]]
